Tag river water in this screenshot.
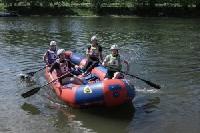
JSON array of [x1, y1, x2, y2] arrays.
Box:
[[0, 17, 199, 133]]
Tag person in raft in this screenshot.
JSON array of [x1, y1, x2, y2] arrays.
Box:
[[43, 41, 58, 66], [82, 35, 103, 75], [49, 49, 83, 85], [102, 44, 129, 79]]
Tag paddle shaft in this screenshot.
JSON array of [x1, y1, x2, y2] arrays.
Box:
[[122, 71, 147, 82], [35, 66, 46, 73], [107, 67, 161, 89], [41, 71, 73, 87], [36, 66, 46, 73], [120, 70, 161, 89], [21, 71, 72, 98], [27, 66, 46, 76]]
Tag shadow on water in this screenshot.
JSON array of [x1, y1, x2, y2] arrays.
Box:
[[21, 100, 135, 133], [21, 102, 41, 115], [55, 103, 135, 133], [19, 82, 160, 133], [75, 102, 135, 119], [134, 96, 161, 115], [141, 97, 160, 114]]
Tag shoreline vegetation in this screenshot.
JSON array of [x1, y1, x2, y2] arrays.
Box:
[[0, 0, 200, 17]]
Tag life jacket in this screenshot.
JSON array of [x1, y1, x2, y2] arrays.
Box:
[[47, 49, 57, 64], [56, 59, 72, 77], [107, 54, 122, 71], [88, 45, 100, 57]]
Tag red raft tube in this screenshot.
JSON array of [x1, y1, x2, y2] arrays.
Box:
[[45, 51, 135, 108]]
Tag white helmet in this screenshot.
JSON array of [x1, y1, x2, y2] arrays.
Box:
[[50, 41, 57, 46], [110, 45, 119, 50], [91, 35, 97, 42], [57, 49, 65, 56]]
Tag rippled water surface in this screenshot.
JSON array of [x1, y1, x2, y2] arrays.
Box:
[[0, 17, 199, 133]]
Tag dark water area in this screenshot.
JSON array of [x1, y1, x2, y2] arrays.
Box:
[[0, 17, 199, 133]]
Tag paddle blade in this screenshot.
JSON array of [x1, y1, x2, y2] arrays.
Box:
[[19, 73, 27, 79], [21, 87, 40, 98], [145, 80, 161, 89], [26, 72, 35, 77], [19, 74, 32, 81]]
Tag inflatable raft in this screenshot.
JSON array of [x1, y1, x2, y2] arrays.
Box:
[[45, 51, 135, 108]]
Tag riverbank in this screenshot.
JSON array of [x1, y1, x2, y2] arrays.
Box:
[[0, 3, 5, 11], [3, 6, 200, 17]]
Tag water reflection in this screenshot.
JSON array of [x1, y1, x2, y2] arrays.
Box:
[[21, 102, 41, 115], [142, 97, 160, 114], [134, 96, 160, 113], [21, 100, 135, 133], [53, 103, 135, 133]]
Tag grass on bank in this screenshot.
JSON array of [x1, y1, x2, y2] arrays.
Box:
[[72, 8, 94, 16], [0, 3, 5, 11]]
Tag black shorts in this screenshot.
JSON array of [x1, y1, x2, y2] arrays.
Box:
[[105, 70, 117, 79], [58, 73, 73, 85], [84, 57, 99, 71], [89, 56, 99, 62]]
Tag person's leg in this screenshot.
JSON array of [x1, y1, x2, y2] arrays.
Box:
[[70, 67, 81, 76], [72, 77, 83, 85], [105, 70, 115, 79], [83, 57, 92, 71], [60, 77, 71, 85], [113, 72, 124, 79], [85, 61, 99, 74]]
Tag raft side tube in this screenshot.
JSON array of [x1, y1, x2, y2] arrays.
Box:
[[91, 66, 107, 80], [70, 52, 85, 65], [75, 82, 104, 105], [122, 79, 135, 100], [103, 79, 130, 106]]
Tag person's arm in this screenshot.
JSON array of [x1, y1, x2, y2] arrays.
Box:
[[67, 60, 76, 72], [86, 45, 91, 58], [43, 52, 48, 65], [67, 59, 74, 68], [99, 53, 103, 63], [49, 62, 59, 73], [99, 46, 103, 62], [123, 60, 129, 72], [102, 56, 109, 66]]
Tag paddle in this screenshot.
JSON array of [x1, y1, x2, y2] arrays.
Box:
[[120, 71, 161, 89], [103, 46, 160, 89], [26, 66, 46, 77], [20, 66, 46, 80], [21, 72, 70, 98]]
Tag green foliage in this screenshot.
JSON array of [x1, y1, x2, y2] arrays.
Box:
[[0, 2, 5, 11], [1, 0, 200, 11]]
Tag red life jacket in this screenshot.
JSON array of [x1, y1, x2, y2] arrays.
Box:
[[56, 59, 72, 77]]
